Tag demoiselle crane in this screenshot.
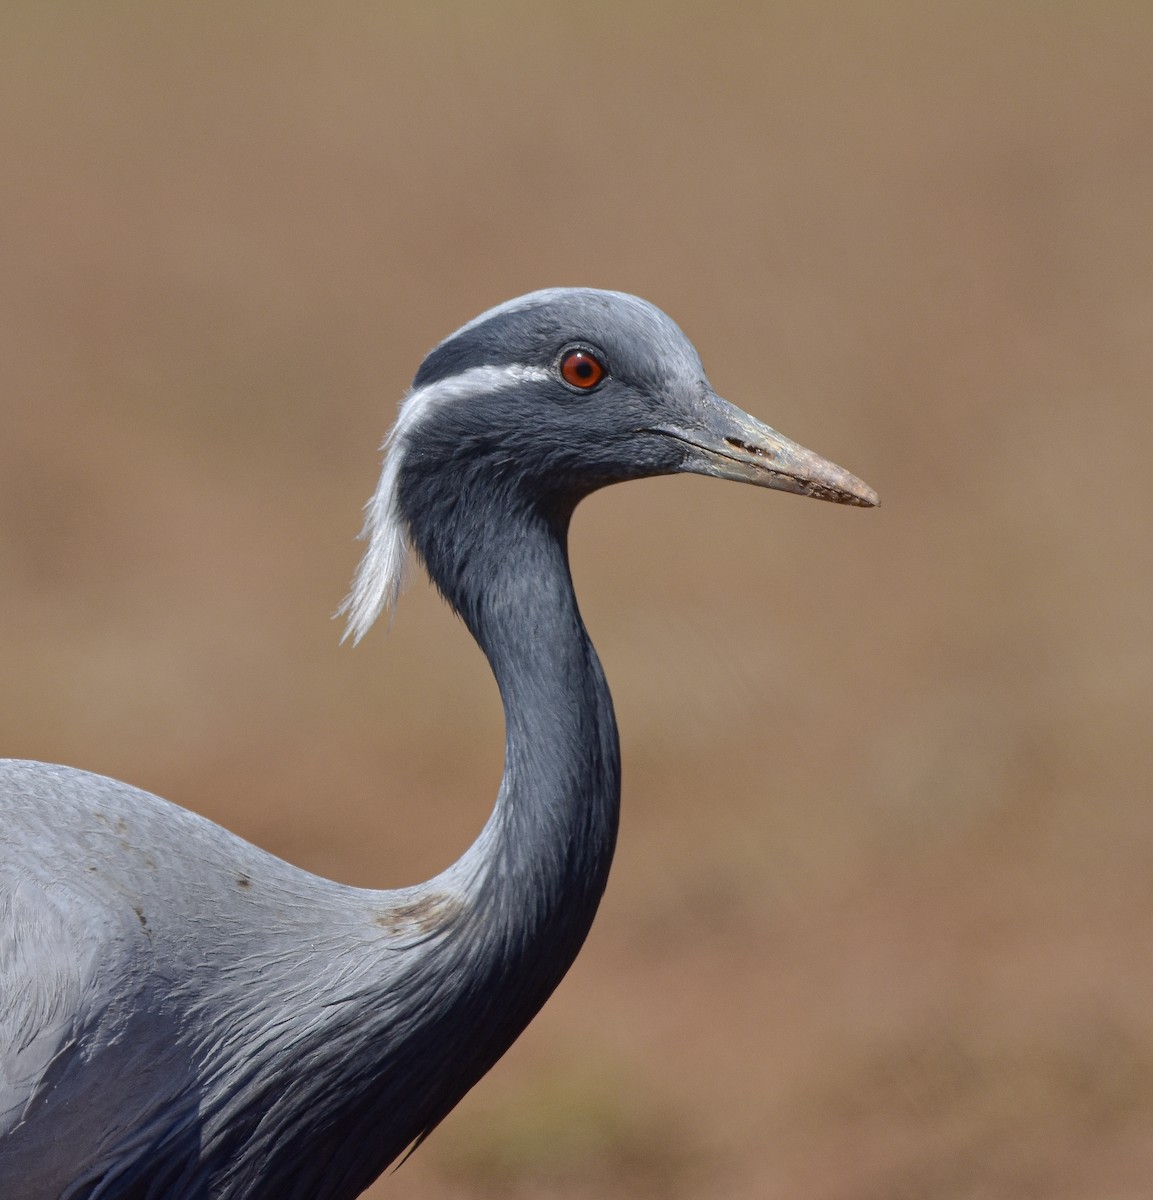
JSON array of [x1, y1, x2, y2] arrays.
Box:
[[0, 288, 877, 1198]]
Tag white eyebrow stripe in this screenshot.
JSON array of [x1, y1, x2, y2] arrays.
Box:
[[339, 363, 551, 643]]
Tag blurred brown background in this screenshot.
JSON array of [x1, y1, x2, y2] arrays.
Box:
[[2, 2, 1152, 1197]]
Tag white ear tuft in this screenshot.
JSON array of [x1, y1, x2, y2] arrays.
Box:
[[337, 411, 413, 644], [338, 363, 551, 643]]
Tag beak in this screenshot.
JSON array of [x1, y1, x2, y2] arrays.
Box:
[[652, 392, 879, 508]]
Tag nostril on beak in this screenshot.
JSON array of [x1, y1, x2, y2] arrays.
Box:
[[724, 436, 775, 461]]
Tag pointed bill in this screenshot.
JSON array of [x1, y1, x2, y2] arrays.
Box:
[[653, 392, 879, 507]]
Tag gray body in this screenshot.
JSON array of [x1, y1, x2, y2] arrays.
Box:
[[0, 289, 876, 1198]]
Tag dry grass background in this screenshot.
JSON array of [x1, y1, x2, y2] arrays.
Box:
[[2, 2, 1152, 1196]]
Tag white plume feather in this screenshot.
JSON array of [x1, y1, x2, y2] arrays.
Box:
[[339, 364, 550, 643]]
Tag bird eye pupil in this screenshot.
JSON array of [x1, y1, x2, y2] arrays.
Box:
[[560, 349, 606, 391]]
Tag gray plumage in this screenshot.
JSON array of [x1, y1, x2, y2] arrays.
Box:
[[0, 288, 877, 1199]]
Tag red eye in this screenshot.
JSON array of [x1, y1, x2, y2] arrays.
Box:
[[559, 349, 606, 390]]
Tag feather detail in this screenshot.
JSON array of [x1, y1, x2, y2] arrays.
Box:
[[338, 364, 550, 643]]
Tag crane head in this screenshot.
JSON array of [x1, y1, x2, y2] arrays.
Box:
[[341, 288, 878, 641]]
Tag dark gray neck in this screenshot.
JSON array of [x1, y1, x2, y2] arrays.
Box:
[[378, 480, 622, 1157], [424, 493, 622, 944]]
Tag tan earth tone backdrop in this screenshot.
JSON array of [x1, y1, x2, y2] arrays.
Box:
[[3, 3, 1152, 1197]]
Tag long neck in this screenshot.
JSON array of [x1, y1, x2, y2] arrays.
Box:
[[432, 498, 622, 947], [381, 491, 622, 1155]]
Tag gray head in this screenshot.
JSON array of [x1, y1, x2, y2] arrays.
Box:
[[342, 288, 877, 640]]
